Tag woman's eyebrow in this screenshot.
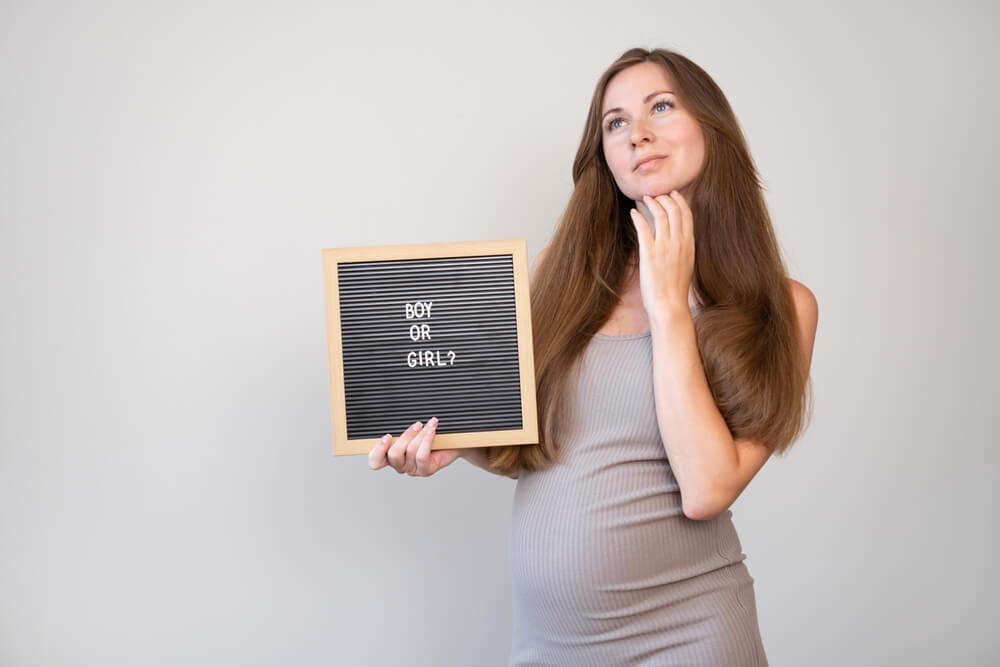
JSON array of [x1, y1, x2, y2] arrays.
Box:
[[601, 90, 675, 120]]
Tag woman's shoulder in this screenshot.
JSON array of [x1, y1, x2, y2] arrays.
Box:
[[786, 278, 818, 323], [786, 277, 814, 300], [786, 277, 818, 366]]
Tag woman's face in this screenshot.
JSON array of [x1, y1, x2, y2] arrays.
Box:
[[600, 62, 706, 202]]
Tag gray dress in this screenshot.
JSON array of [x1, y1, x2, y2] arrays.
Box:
[[509, 326, 769, 666]]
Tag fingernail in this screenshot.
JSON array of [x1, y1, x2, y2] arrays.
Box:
[[381, 434, 390, 443], [412, 421, 422, 430], [429, 417, 438, 426]]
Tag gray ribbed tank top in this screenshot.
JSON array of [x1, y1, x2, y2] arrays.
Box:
[[508, 323, 769, 666]]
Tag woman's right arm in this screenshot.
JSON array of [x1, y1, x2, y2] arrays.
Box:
[[368, 420, 516, 479]]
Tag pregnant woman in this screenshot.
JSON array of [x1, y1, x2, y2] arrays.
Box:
[[368, 46, 818, 666]]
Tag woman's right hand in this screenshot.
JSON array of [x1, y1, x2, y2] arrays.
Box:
[[368, 417, 464, 477]]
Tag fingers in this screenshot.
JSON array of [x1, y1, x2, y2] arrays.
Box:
[[368, 432, 394, 470], [628, 191, 696, 313], [386, 420, 423, 472], [370, 418, 441, 477], [645, 193, 678, 239], [638, 191, 694, 244], [669, 190, 694, 240], [413, 417, 438, 476], [629, 207, 652, 251]]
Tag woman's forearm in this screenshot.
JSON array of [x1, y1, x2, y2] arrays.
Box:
[[649, 307, 738, 517], [460, 447, 519, 479]]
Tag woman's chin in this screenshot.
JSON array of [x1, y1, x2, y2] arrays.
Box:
[[633, 187, 673, 201]]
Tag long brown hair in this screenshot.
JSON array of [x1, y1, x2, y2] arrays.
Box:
[[486, 47, 813, 476]]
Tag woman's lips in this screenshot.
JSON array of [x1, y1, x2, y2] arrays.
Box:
[[634, 156, 666, 171]]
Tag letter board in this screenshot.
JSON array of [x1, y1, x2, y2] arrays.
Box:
[[322, 239, 538, 456]]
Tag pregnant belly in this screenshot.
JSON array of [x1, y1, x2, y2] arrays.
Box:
[[509, 460, 744, 626]]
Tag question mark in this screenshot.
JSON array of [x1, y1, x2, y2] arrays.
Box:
[[447, 351, 456, 365]]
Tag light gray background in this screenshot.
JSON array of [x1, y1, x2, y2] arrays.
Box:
[[2, 1, 996, 665]]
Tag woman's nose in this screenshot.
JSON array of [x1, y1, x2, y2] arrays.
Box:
[[630, 119, 654, 145]]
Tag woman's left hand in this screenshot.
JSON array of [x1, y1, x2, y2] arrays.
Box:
[[630, 190, 695, 320]]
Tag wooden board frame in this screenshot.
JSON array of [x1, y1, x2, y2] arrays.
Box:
[[322, 239, 538, 456]]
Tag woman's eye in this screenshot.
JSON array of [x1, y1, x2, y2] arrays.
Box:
[[606, 100, 674, 131]]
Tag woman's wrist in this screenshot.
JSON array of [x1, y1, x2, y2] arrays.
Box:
[[460, 446, 488, 465], [459, 447, 517, 478]]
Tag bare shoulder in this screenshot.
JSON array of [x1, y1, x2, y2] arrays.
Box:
[[787, 278, 818, 365], [787, 278, 818, 324]]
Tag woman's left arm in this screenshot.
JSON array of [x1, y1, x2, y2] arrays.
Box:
[[631, 191, 818, 521], [649, 279, 817, 521]]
